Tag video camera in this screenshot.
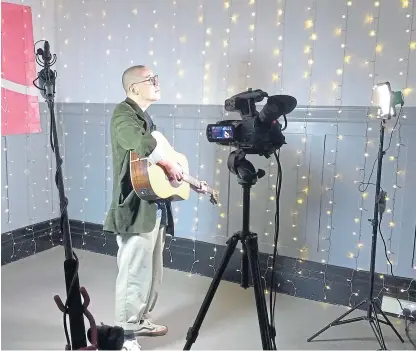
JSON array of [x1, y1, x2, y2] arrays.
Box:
[[206, 89, 297, 158]]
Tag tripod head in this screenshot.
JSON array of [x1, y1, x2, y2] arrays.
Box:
[[227, 149, 266, 186]]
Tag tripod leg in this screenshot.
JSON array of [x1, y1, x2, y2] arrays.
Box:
[[372, 299, 404, 343], [307, 299, 367, 342], [183, 234, 239, 350], [241, 242, 249, 289], [245, 233, 274, 350]]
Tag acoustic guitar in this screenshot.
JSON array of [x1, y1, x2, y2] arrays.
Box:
[[130, 131, 219, 205]]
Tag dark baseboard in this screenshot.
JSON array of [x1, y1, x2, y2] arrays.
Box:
[[67, 219, 416, 311], [3, 218, 414, 312], [1, 218, 62, 265]]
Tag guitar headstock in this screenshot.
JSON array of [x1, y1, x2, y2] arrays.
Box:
[[210, 190, 219, 205]]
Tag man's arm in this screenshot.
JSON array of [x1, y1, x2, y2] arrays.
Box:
[[113, 111, 182, 180], [113, 111, 165, 162]]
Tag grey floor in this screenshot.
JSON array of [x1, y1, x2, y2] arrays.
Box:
[[2, 246, 413, 350]]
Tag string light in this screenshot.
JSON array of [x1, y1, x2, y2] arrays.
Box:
[[236, 0, 262, 280], [346, 0, 383, 306], [262, 0, 288, 291], [3, 138, 15, 260], [2, 1, 60, 262], [188, 0, 207, 277], [384, 0, 413, 276], [25, 0, 415, 309], [292, 0, 315, 256], [209, 0, 234, 276], [320, 0, 349, 301], [101, 1, 109, 248], [164, 0, 179, 264]]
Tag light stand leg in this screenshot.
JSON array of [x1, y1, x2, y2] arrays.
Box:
[[373, 299, 405, 342], [307, 119, 403, 350]]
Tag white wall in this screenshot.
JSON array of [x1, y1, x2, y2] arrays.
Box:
[[53, 0, 416, 106], [49, 0, 416, 278]]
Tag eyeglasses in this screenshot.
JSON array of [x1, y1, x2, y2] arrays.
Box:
[[131, 75, 159, 87]]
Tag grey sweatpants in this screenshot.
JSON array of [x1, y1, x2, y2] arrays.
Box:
[[114, 216, 165, 332]]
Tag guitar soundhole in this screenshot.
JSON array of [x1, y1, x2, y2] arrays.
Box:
[[165, 174, 182, 188], [170, 178, 182, 188]]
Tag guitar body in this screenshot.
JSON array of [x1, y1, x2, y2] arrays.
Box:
[[130, 131, 191, 202]]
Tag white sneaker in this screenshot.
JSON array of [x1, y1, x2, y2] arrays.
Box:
[[135, 318, 168, 337], [122, 339, 141, 351]]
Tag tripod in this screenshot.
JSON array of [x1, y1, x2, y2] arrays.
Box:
[[307, 117, 404, 350], [183, 150, 276, 350]]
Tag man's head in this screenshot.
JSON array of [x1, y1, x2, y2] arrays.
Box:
[[122, 65, 160, 108]]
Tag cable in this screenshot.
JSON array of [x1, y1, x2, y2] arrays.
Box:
[[383, 106, 402, 154], [50, 100, 81, 349], [267, 149, 282, 350], [358, 157, 377, 193], [405, 313, 416, 349], [378, 215, 404, 309]]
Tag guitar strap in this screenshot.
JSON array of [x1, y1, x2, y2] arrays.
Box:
[[143, 111, 156, 134]]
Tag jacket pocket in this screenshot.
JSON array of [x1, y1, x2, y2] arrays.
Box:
[[118, 189, 135, 207], [118, 164, 134, 206], [114, 189, 140, 233]]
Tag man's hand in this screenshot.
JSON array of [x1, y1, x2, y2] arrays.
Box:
[[158, 160, 183, 182], [193, 181, 208, 194]]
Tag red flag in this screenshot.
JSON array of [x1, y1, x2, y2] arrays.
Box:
[[1, 2, 41, 135]]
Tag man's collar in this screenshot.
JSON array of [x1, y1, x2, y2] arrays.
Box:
[[125, 97, 144, 114]]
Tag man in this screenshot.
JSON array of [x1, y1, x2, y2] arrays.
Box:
[[104, 65, 207, 351]]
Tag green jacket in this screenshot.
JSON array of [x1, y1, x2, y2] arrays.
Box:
[[103, 98, 174, 235]]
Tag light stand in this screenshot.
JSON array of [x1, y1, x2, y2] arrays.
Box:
[[307, 82, 405, 350], [183, 150, 276, 350]]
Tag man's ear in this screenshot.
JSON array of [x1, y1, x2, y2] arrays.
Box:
[[130, 86, 138, 95]]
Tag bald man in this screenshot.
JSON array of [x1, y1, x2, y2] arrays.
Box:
[[104, 65, 206, 351]]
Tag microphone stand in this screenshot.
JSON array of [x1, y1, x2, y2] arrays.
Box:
[[33, 40, 89, 350]]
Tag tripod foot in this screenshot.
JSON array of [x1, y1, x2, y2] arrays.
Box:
[[307, 298, 404, 350], [307, 299, 367, 342]]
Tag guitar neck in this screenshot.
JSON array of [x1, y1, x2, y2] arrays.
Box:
[[183, 173, 215, 194]]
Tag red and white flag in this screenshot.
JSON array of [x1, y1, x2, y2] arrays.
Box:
[[1, 2, 41, 135]]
